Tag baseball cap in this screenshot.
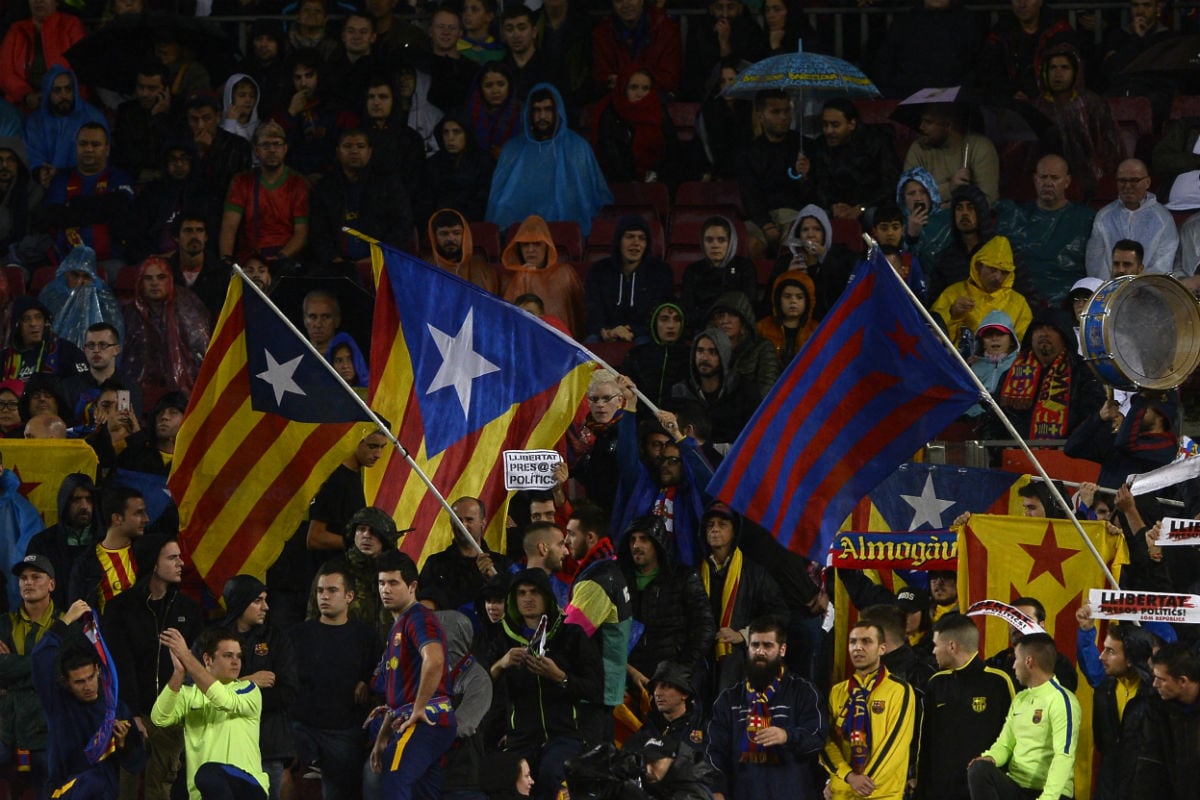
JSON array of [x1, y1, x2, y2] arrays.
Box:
[[12, 553, 54, 580]]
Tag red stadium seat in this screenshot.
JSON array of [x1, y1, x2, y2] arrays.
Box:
[[4, 265, 26, 298], [609, 182, 671, 220], [675, 180, 742, 213], [469, 221, 502, 262], [30, 265, 55, 295]]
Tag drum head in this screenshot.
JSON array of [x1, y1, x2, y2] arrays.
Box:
[[1104, 275, 1200, 390]]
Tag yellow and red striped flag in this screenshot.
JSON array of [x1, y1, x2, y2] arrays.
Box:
[[168, 276, 376, 595], [364, 242, 593, 565]]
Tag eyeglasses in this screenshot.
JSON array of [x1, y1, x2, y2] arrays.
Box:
[[587, 394, 619, 404], [656, 456, 682, 465], [0, 401, 17, 411], [84, 342, 116, 351]]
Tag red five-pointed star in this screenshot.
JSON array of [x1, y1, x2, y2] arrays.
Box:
[[1019, 523, 1076, 588], [10, 466, 40, 500], [889, 321, 921, 361]]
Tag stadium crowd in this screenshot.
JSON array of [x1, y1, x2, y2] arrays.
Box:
[[0, 0, 1197, 797]]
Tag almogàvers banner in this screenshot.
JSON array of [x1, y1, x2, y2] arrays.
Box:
[[829, 531, 957, 570]]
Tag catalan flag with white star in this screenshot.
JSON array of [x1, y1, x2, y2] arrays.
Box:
[[168, 275, 375, 595], [364, 243, 594, 565]]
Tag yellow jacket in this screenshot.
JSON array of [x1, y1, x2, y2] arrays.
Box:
[[931, 236, 1032, 342], [823, 669, 918, 800]]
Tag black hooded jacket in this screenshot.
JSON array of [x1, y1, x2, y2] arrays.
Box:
[[622, 301, 690, 415], [584, 214, 674, 341], [617, 517, 715, 680], [130, 139, 221, 261], [424, 111, 494, 224], [216, 574, 299, 761], [25, 473, 100, 609], [2, 295, 87, 381], [489, 569, 603, 749], [101, 534, 204, 717]]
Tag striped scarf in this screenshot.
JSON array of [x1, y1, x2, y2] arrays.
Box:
[[740, 667, 782, 763], [841, 666, 885, 774], [701, 548, 743, 660]]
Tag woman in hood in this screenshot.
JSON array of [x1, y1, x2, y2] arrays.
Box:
[[679, 216, 757, 331], [694, 58, 753, 181], [427, 114, 494, 224], [768, 204, 854, 320], [500, 215, 585, 336], [757, 271, 816, 365], [220, 73, 260, 144], [468, 62, 522, 162], [590, 68, 676, 185]]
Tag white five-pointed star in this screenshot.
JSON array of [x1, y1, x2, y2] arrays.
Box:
[[900, 473, 956, 530], [426, 309, 500, 418], [255, 349, 306, 405]]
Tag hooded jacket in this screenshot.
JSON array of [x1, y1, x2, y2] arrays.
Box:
[[101, 536, 204, 717], [990, 306, 1105, 442], [309, 147, 413, 265], [670, 327, 760, 446], [623, 301, 691, 412], [426, 112, 494, 224], [757, 271, 816, 366], [679, 216, 758, 329], [491, 568, 603, 748], [616, 517, 715, 679], [645, 741, 716, 800], [927, 183, 997, 303], [897, 166, 957, 274], [132, 138, 221, 261], [427, 208, 499, 294], [220, 73, 261, 143], [770, 204, 855, 320], [486, 83, 613, 236], [23, 66, 106, 171], [1, 295, 88, 382], [0, 136, 41, 251], [965, 309, 1020, 418], [706, 290, 779, 399], [25, 473, 100, 610], [584, 214, 674, 340], [1034, 44, 1122, 197], [500, 214, 586, 337], [216, 576, 298, 761], [932, 236, 1032, 342]]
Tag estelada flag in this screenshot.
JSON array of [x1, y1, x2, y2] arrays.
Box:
[[959, 513, 1129, 800], [2, 439, 98, 525], [365, 243, 593, 564], [708, 246, 979, 560], [168, 276, 375, 595]]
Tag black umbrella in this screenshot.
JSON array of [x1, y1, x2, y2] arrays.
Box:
[[890, 86, 1053, 144], [65, 15, 238, 94], [1121, 34, 1200, 74], [269, 275, 375, 368]]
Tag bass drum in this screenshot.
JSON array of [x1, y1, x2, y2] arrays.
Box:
[[1080, 274, 1200, 391]]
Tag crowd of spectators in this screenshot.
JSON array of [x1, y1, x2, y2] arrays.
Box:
[[0, 0, 1198, 798]]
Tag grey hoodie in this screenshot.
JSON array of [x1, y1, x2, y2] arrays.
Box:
[[706, 290, 780, 399]]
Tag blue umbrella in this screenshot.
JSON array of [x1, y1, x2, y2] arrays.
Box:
[[721, 45, 881, 100]]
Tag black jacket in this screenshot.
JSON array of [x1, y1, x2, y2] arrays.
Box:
[[102, 581, 203, 716], [419, 543, 512, 614], [735, 131, 805, 227], [491, 570, 603, 749], [25, 473, 100, 610], [1133, 693, 1200, 800], [585, 215, 674, 340], [309, 168, 413, 267], [618, 520, 715, 681], [917, 655, 1013, 800], [683, 13, 766, 100], [621, 302, 690, 415], [802, 124, 899, 211], [1091, 634, 1156, 800]]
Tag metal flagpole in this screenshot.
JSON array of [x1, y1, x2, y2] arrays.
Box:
[[231, 264, 484, 556], [341, 226, 665, 417], [863, 234, 1121, 589], [1027, 475, 1184, 508]]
